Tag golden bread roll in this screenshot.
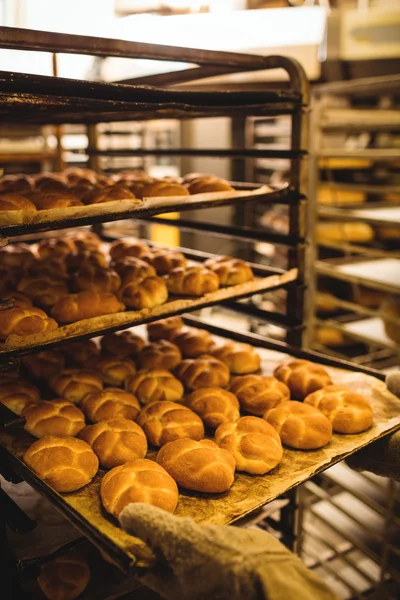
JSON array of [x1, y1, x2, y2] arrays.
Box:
[[37, 237, 77, 259], [23, 399, 86, 439], [26, 257, 68, 280], [315, 327, 345, 347], [17, 275, 68, 308], [101, 458, 178, 518], [138, 339, 182, 371], [0, 379, 40, 415], [353, 286, 384, 309], [64, 167, 97, 184], [80, 388, 140, 422], [0, 193, 37, 211], [0, 243, 36, 269], [24, 436, 98, 492], [186, 387, 240, 429], [136, 401, 204, 447], [83, 185, 137, 205], [0, 306, 58, 341], [89, 356, 136, 387], [187, 177, 234, 194], [141, 249, 187, 275], [157, 438, 235, 493], [65, 249, 108, 272], [316, 222, 374, 243], [175, 355, 230, 391], [109, 239, 149, 261], [101, 330, 146, 358], [79, 418, 147, 469], [0, 291, 32, 309], [141, 181, 189, 198], [264, 400, 333, 450], [113, 257, 156, 282], [0, 174, 34, 194], [125, 369, 184, 405], [304, 385, 373, 434], [210, 341, 261, 374], [165, 265, 220, 296], [215, 416, 283, 475], [229, 375, 290, 416], [274, 359, 332, 400], [51, 291, 124, 324], [49, 369, 103, 405], [316, 292, 339, 314], [60, 340, 100, 366], [204, 256, 254, 286], [169, 326, 213, 358], [73, 266, 121, 294], [22, 350, 65, 379], [64, 230, 101, 252], [147, 316, 184, 341], [37, 551, 90, 600], [31, 192, 83, 210], [34, 172, 67, 188], [182, 172, 207, 184], [376, 225, 399, 241], [119, 275, 168, 310]]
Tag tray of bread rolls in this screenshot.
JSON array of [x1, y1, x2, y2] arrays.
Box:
[[0, 318, 399, 572]]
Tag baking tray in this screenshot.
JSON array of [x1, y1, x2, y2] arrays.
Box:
[[316, 258, 400, 295]]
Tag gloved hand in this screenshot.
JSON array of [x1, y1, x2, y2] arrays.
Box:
[[120, 503, 339, 600]]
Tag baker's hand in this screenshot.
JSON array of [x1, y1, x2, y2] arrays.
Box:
[[120, 503, 338, 600]]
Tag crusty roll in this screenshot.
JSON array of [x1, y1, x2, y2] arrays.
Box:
[[136, 401, 204, 447], [79, 418, 147, 469], [23, 399, 86, 439], [101, 330, 146, 358], [169, 326, 213, 358], [187, 176, 234, 195], [0, 243, 36, 269], [157, 438, 235, 493], [89, 356, 136, 387], [37, 237, 77, 260], [215, 416, 283, 475], [175, 355, 230, 391], [66, 249, 108, 274], [141, 180, 189, 198], [119, 275, 168, 310], [80, 388, 140, 423], [73, 266, 121, 294], [0, 291, 33, 309], [17, 276, 68, 308], [109, 239, 149, 261], [60, 340, 100, 366], [24, 436, 98, 492], [165, 265, 220, 296], [0, 380, 40, 415], [37, 551, 90, 600], [0, 193, 37, 211], [51, 291, 125, 324], [264, 400, 333, 450], [316, 222, 374, 243], [230, 375, 290, 416], [186, 387, 240, 429], [304, 385, 373, 434], [147, 316, 184, 341], [125, 369, 184, 405], [210, 341, 261, 374], [204, 256, 254, 286], [22, 350, 65, 379], [138, 339, 182, 371], [113, 257, 156, 282], [101, 458, 178, 518], [26, 257, 68, 280], [64, 230, 101, 252], [31, 192, 83, 210], [274, 360, 332, 400], [83, 184, 137, 205], [0, 174, 34, 194], [141, 249, 187, 275], [0, 306, 58, 341], [49, 369, 103, 405]]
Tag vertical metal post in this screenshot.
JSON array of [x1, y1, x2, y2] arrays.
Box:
[[87, 124, 100, 172], [52, 53, 65, 173], [231, 116, 253, 261]]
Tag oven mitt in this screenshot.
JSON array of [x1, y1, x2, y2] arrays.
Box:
[[120, 503, 338, 600], [346, 372, 400, 481]]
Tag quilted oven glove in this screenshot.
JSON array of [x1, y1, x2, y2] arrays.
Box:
[[120, 503, 339, 600]]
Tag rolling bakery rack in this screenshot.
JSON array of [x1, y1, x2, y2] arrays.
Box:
[[0, 26, 399, 600]]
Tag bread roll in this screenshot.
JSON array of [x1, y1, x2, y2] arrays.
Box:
[[23, 399, 86, 439], [147, 316, 184, 341], [32, 192, 83, 210], [101, 330, 146, 358], [157, 438, 235, 493], [79, 418, 147, 469], [215, 416, 283, 474], [264, 401, 333, 450], [175, 355, 230, 391], [113, 257, 156, 282], [125, 369, 184, 405], [60, 340, 100, 366], [89, 356, 136, 387], [0, 174, 34, 194], [65, 249, 108, 273], [136, 401, 204, 447], [142, 181, 189, 198], [229, 375, 289, 416], [187, 177, 234, 194], [0, 306, 58, 341], [315, 327, 345, 347], [376, 225, 400, 241], [37, 237, 77, 260], [186, 388, 240, 429], [83, 185, 137, 205], [210, 341, 261, 374], [0, 193, 36, 211], [274, 360, 332, 400], [64, 231, 101, 252], [22, 350, 65, 379], [80, 388, 140, 422], [316, 222, 374, 243], [169, 326, 213, 358], [304, 385, 373, 434], [141, 249, 187, 275], [37, 551, 90, 600], [1, 291, 33, 311], [26, 257, 68, 280], [138, 339, 182, 371], [0, 380, 40, 415], [0, 243, 36, 269], [204, 256, 254, 286], [73, 266, 121, 294], [17, 276, 68, 308], [51, 291, 124, 324], [119, 275, 168, 310], [165, 266, 220, 296], [316, 292, 338, 314], [109, 239, 149, 261], [101, 458, 178, 518], [49, 369, 103, 404], [24, 436, 98, 492]]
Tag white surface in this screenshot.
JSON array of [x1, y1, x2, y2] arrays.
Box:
[[349, 207, 400, 225], [335, 259, 400, 291], [341, 317, 397, 349]]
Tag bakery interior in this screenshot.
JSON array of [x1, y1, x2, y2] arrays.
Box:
[[0, 0, 399, 599]]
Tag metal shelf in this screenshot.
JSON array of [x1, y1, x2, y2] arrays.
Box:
[[317, 206, 400, 228], [316, 258, 400, 295]]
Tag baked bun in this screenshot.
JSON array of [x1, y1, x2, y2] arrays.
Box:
[[0, 243, 36, 269], [141, 181, 189, 198], [0, 306, 58, 341], [37, 551, 90, 600], [264, 400, 333, 450], [157, 438, 235, 493], [0, 174, 34, 194], [187, 177, 234, 195], [274, 360, 332, 400], [0, 291, 33, 309], [210, 341, 261, 374], [64, 231, 101, 252], [113, 257, 156, 282], [101, 458, 178, 518], [80, 388, 140, 423], [0, 380, 40, 415], [204, 256, 254, 286], [229, 375, 289, 416], [83, 185, 136, 205], [0, 193, 37, 211], [175, 356, 230, 391], [24, 436, 98, 492], [215, 416, 283, 475], [22, 350, 65, 379], [37, 237, 77, 260], [26, 257, 68, 280], [316, 222, 374, 243], [32, 192, 83, 210], [66, 249, 108, 272], [17, 276, 68, 308], [51, 291, 124, 324], [109, 239, 149, 261], [141, 249, 187, 275], [165, 266, 220, 296], [169, 326, 213, 358], [79, 418, 147, 469], [125, 369, 184, 405], [60, 340, 100, 366], [49, 369, 103, 404], [89, 356, 136, 387], [138, 339, 182, 371], [304, 385, 373, 434], [147, 316, 184, 341], [136, 401, 204, 447], [101, 330, 146, 358], [186, 388, 240, 429], [119, 275, 168, 310], [23, 399, 86, 439], [73, 266, 121, 294]]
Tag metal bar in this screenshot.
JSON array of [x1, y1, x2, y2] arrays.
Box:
[[313, 74, 400, 96], [221, 301, 302, 331], [317, 207, 400, 228], [318, 182, 400, 195], [316, 262, 400, 296], [83, 147, 306, 159], [316, 298, 400, 326], [319, 149, 400, 160]]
